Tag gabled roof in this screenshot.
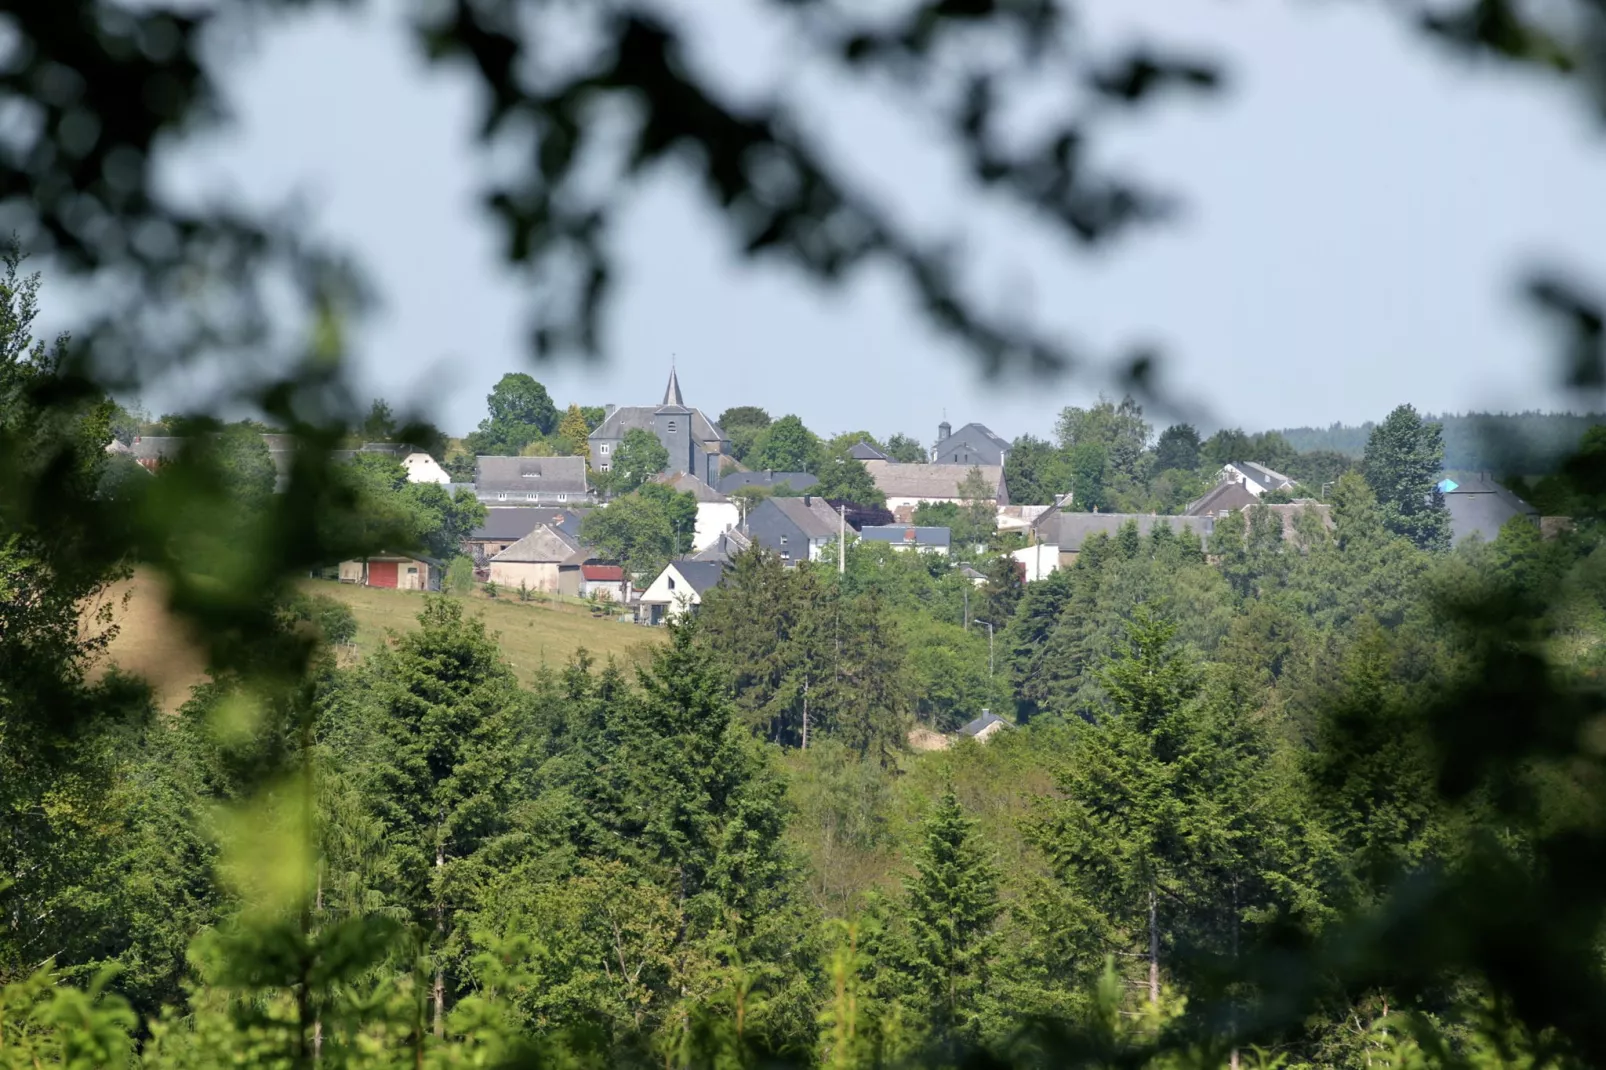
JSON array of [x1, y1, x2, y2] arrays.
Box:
[[959, 711, 1010, 737], [470, 507, 587, 541], [717, 470, 819, 494], [665, 559, 728, 595], [1442, 474, 1539, 543], [693, 528, 752, 562], [476, 455, 589, 494], [490, 524, 581, 563], [847, 440, 888, 461], [1227, 462, 1294, 490], [1185, 480, 1259, 517], [863, 460, 1004, 500], [1035, 511, 1212, 552], [655, 471, 729, 502], [763, 496, 841, 540], [934, 422, 1009, 455], [858, 524, 952, 548], [581, 564, 625, 581]]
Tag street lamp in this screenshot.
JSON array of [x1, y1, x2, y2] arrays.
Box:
[[974, 619, 995, 677]]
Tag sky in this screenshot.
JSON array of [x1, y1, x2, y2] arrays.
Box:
[[128, 0, 1606, 443]]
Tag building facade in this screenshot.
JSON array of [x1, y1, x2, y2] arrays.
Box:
[[588, 368, 731, 486]]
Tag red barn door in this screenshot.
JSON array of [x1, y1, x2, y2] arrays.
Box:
[[367, 560, 399, 588]]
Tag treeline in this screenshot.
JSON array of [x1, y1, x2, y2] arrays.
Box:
[[1277, 410, 1606, 472]]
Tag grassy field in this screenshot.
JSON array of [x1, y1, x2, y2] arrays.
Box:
[[92, 571, 662, 709]]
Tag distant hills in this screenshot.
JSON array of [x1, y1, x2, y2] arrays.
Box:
[[1273, 412, 1606, 474]]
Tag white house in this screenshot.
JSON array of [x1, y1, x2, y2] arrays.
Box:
[[402, 452, 452, 484], [1218, 462, 1295, 498], [656, 472, 742, 551], [1011, 541, 1062, 582], [637, 559, 729, 626]]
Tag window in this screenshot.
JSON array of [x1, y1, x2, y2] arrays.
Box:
[[667, 575, 676, 590], [668, 419, 677, 432], [600, 463, 610, 472], [600, 443, 610, 455], [497, 491, 507, 501], [779, 535, 788, 546], [556, 493, 566, 502]]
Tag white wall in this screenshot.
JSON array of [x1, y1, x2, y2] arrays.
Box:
[[1012, 542, 1062, 582], [638, 565, 701, 622], [403, 452, 452, 484], [692, 502, 742, 551]]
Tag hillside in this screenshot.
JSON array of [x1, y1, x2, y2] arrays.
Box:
[[93, 571, 659, 709]]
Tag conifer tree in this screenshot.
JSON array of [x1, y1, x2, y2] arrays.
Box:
[[360, 597, 525, 1035], [901, 788, 1001, 1052], [1362, 403, 1450, 553], [557, 402, 592, 460]]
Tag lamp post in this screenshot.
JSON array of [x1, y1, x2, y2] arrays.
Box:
[[974, 619, 995, 677]]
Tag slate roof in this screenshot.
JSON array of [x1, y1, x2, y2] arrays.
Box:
[[1186, 480, 1260, 517], [766, 496, 841, 540], [1034, 512, 1212, 552], [858, 524, 952, 549], [847, 440, 888, 461], [933, 422, 1009, 456], [717, 470, 819, 494], [863, 460, 1005, 500], [489, 524, 581, 564], [475, 455, 589, 494], [655, 471, 729, 502], [470, 507, 587, 542], [959, 711, 1010, 737], [1229, 462, 1294, 490], [646, 559, 728, 597], [1443, 474, 1539, 543], [693, 528, 753, 562]]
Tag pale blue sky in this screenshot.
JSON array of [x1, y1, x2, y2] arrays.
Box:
[[142, 1, 1606, 442]]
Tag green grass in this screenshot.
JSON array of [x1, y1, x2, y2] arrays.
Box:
[[304, 579, 662, 684]]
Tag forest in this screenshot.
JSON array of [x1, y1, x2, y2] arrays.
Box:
[[9, 243, 1606, 1069]]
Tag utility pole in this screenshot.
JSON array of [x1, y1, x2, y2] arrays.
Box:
[[839, 502, 846, 574], [963, 586, 969, 631], [975, 619, 995, 677]]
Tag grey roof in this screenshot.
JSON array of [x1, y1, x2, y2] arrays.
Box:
[[490, 524, 581, 564], [105, 438, 134, 455], [717, 470, 819, 494], [471, 507, 587, 542], [933, 422, 1009, 455], [588, 404, 724, 443], [959, 711, 1010, 737], [847, 440, 888, 461], [1444, 474, 1538, 543], [858, 524, 952, 548], [663, 366, 684, 407], [1230, 462, 1294, 489], [765, 496, 842, 540], [1185, 481, 1259, 517], [655, 471, 729, 502], [475, 455, 589, 494], [131, 435, 184, 461], [1036, 512, 1212, 553], [650, 558, 728, 597], [864, 460, 1004, 500], [693, 528, 753, 562]]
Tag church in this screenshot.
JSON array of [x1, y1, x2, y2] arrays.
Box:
[[587, 367, 731, 487]]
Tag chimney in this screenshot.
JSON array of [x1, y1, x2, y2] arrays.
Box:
[[803, 495, 812, 506], [604, 404, 616, 417]]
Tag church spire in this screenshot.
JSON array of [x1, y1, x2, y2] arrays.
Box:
[[662, 359, 685, 407]]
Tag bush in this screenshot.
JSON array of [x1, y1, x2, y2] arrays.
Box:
[[278, 593, 357, 647], [446, 556, 475, 595]]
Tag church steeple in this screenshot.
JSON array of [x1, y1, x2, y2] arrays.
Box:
[[662, 360, 684, 408]]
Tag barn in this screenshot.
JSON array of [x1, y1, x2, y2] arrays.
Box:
[[337, 552, 442, 591]]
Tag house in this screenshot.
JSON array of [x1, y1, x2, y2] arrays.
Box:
[[1441, 474, 1539, 543], [1185, 480, 1260, 517], [402, 452, 451, 484], [958, 564, 988, 587], [717, 469, 819, 496], [464, 507, 588, 564], [858, 525, 952, 554], [337, 551, 442, 591], [572, 561, 629, 602], [693, 528, 753, 564], [588, 367, 731, 486], [863, 460, 1008, 522], [957, 710, 1011, 743], [487, 524, 581, 592], [931, 421, 1010, 467], [848, 440, 888, 461], [1218, 462, 1295, 497], [655, 471, 741, 551], [994, 504, 1053, 534], [744, 495, 841, 565], [1011, 540, 1062, 582], [474, 455, 590, 505], [1029, 511, 1213, 567], [130, 435, 183, 472], [637, 559, 729, 625]]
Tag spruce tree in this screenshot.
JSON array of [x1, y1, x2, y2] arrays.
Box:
[[901, 788, 1001, 1052], [1361, 403, 1450, 553]]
